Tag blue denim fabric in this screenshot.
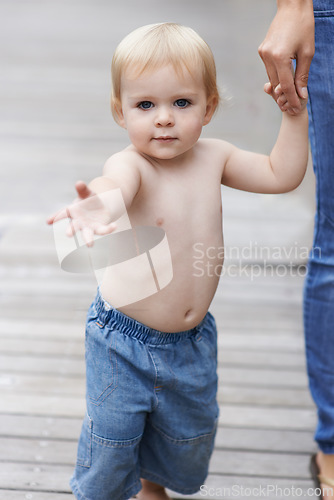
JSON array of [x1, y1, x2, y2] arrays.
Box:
[[304, 0, 334, 453], [70, 289, 219, 500]]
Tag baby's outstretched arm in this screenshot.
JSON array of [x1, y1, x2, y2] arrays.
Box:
[[47, 180, 118, 247], [47, 152, 141, 246]]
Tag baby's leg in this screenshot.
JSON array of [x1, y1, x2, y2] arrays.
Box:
[[133, 479, 171, 500]]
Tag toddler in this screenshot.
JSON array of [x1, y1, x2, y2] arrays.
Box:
[[48, 23, 308, 500]]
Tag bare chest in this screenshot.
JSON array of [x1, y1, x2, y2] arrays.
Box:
[[129, 167, 222, 234]]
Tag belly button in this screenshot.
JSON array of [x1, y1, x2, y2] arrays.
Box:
[[185, 309, 192, 318]]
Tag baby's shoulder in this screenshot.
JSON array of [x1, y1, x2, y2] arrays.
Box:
[[103, 147, 147, 175], [103, 147, 151, 186], [196, 138, 234, 168], [197, 137, 233, 154]]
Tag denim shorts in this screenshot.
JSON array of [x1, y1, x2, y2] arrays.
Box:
[[70, 289, 219, 500]]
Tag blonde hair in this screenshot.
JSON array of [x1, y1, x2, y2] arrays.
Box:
[[111, 23, 220, 122]]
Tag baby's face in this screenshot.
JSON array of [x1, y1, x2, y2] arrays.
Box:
[[117, 64, 215, 161]]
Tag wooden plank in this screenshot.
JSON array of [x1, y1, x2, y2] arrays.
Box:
[[0, 319, 83, 340], [211, 302, 304, 327], [0, 394, 85, 418], [0, 463, 72, 493], [209, 449, 312, 478], [0, 492, 73, 500], [0, 338, 84, 357], [219, 367, 308, 388], [214, 427, 316, 454], [218, 334, 304, 352], [219, 405, 316, 430], [0, 373, 84, 396], [219, 386, 314, 408], [0, 305, 87, 323], [0, 414, 82, 440], [0, 437, 76, 465], [0, 355, 85, 376], [168, 475, 318, 499], [219, 349, 306, 369], [0, 276, 94, 297]]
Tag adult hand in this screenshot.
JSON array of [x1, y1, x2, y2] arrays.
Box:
[[258, 0, 314, 115]]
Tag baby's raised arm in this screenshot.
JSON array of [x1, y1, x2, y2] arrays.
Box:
[[221, 91, 308, 194], [47, 151, 141, 246]]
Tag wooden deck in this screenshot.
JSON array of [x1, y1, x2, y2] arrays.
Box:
[[0, 223, 318, 499], [1, 0, 318, 498]]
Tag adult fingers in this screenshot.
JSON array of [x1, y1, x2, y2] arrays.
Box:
[[294, 56, 312, 100], [275, 59, 301, 112], [258, 43, 280, 96]]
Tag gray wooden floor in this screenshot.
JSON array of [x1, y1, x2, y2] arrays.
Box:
[[1, 0, 319, 498], [0, 222, 319, 499]]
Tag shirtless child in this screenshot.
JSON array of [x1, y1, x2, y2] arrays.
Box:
[[47, 23, 308, 500]]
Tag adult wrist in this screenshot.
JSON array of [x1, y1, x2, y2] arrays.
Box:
[[277, 0, 313, 9]]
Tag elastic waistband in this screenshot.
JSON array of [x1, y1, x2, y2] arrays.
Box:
[[92, 288, 206, 345]]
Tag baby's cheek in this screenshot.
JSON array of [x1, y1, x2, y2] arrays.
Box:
[[127, 127, 145, 146], [190, 118, 206, 138]]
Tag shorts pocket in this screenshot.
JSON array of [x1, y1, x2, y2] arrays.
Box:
[[77, 413, 92, 468], [85, 321, 118, 406]]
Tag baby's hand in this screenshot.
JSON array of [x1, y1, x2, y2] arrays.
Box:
[[47, 181, 116, 247], [264, 82, 308, 115]]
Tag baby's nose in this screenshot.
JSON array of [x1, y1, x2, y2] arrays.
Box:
[[154, 107, 174, 127]]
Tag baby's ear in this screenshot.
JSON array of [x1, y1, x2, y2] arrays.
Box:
[[203, 95, 218, 125], [111, 98, 126, 128]]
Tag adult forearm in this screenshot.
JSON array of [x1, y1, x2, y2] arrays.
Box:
[[259, 0, 314, 114], [277, 0, 313, 8]]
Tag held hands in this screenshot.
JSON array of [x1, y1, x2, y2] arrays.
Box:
[[47, 181, 116, 247], [263, 81, 308, 114], [258, 0, 314, 115]]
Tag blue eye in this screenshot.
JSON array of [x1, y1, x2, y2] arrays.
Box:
[[175, 99, 190, 108], [138, 101, 153, 110]]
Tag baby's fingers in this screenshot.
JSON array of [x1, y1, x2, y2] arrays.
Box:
[[66, 219, 94, 247], [46, 207, 70, 225], [66, 218, 81, 238], [81, 227, 95, 247], [95, 222, 117, 236], [274, 83, 284, 98], [264, 82, 274, 96]]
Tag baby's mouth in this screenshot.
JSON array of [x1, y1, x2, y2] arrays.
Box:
[[153, 136, 177, 142]]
